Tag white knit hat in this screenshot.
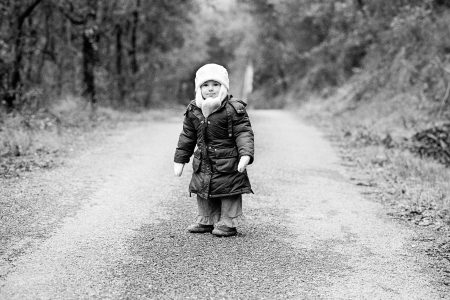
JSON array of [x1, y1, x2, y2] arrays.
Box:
[[194, 63, 230, 91]]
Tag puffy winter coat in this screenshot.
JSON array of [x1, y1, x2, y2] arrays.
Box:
[[174, 95, 254, 199]]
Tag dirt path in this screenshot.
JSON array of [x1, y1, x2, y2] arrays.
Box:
[[0, 110, 447, 299]]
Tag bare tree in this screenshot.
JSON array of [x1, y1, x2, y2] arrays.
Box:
[[5, 0, 42, 111]]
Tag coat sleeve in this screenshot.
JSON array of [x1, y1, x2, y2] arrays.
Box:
[[233, 110, 254, 165], [174, 110, 197, 164]]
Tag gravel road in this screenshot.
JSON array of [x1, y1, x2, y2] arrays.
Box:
[[0, 110, 448, 299]]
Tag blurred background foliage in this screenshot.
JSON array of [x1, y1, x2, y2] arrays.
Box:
[[246, 0, 450, 109], [1, 0, 450, 113], [0, 0, 197, 111]]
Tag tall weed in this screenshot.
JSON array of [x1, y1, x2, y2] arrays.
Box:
[[0, 115, 32, 156]]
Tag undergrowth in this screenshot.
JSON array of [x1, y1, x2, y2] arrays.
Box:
[[0, 96, 175, 178], [297, 83, 450, 234]]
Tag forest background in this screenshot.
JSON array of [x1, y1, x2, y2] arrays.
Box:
[[1, 0, 450, 251], [2, 0, 450, 119]]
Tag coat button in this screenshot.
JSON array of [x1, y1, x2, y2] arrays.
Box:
[[208, 121, 211, 124]]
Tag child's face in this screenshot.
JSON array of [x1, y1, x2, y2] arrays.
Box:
[[200, 80, 221, 99]]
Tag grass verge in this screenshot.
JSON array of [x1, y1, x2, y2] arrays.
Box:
[[295, 83, 450, 266], [0, 96, 183, 178]]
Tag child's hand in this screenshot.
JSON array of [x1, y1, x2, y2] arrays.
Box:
[[237, 155, 250, 173], [174, 163, 185, 176]]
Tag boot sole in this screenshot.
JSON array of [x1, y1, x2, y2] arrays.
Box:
[[212, 229, 237, 237], [187, 229, 213, 233]]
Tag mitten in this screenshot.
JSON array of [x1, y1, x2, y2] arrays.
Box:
[[237, 155, 251, 173], [174, 162, 185, 177]]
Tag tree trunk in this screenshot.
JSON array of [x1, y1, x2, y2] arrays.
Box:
[[115, 23, 125, 105], [65, 19, 76, 94], [24, 16, 35, 85], [82, 0, 99, 110], [37, 3, 53, 86], [9, 23, 24, 110], [128, 0, 140, 104], [6, 0, 43, 111], [129, 0, 140, 75], [82, 25, 98, 108]]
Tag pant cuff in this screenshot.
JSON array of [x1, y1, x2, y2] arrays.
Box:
[[215, 214, 246, 228], [196, 214, 220, 225]]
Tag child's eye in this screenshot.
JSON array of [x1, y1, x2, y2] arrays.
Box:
[[213, 83, 219, 86]]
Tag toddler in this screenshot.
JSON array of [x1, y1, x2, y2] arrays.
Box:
[[174, 63, 254, 237]]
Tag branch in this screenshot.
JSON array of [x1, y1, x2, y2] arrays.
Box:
[[57, 1, 85, 25], [18, 0, 43, 28]]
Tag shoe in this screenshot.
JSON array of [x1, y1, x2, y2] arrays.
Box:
[[187, 223, 214, 233], [212, 225, 237, 237]]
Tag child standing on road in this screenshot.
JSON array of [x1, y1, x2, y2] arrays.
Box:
[[174, 63, 254, 237]]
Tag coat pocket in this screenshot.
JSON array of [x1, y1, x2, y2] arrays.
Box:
[[192, 149, 202, 173], [214, 147, 238, 173]]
